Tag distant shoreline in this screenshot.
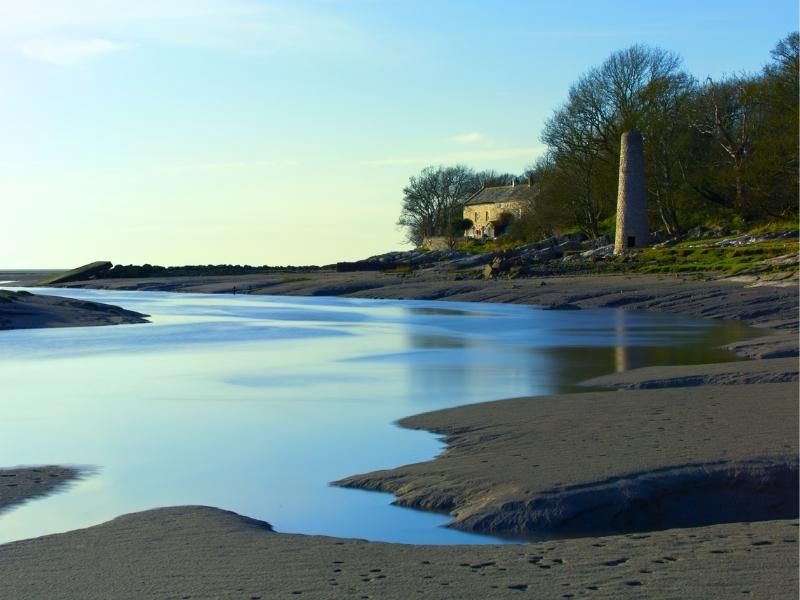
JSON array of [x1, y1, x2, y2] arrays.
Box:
[[35, 268, 798, 348]]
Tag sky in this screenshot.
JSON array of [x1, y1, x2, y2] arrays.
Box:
[[1, 0, 797, 268]]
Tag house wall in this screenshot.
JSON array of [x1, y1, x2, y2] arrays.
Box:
[[464, 200, 525, 237]]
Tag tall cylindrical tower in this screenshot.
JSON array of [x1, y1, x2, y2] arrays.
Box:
[[614, 130, 648, 254]]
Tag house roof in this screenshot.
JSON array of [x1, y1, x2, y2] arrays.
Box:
[[464, 184, 538, 206]]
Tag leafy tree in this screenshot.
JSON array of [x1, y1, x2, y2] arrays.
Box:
[[510, 155, 571, 241], [535, 35, 798, 236], [752, 32, 799, 218], [445, 218, 474, 247], [689, 33, 798, 221], [491, 212, 515, 236]]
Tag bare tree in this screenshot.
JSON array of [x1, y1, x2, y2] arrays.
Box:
[[692, 76, 762, 212], [397, 165, 481, 246], [765, 31, 799, 104], [641, 72, 695, 234], [475, 170, 516, 188], [540, 45, 688, 236]]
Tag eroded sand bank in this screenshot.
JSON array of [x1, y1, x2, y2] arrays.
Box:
[[0, 290, 148, 330], [0, 467, 80, 514], [337, 383, 798, 537]]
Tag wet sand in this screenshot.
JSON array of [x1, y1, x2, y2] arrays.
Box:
[[1, 270, 797, 597], [337, 383, 798, 537], [0, 467, 80, 514], [581, 356, 799, 389], [0, 290, 148, 330], [0, 506, 796, 599]]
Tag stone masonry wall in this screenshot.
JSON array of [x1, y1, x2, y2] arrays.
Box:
[[465, 200, 525, 237], [614, 130, 648, 254]]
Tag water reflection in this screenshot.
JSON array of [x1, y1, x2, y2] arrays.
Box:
[[615, 309, 630, 372], [533, 314, 754, 394], [406, 334, 472, 350], [404, 306, 489, 318], [400, 303, 757, 402]]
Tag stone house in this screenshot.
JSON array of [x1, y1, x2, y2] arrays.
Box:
[[463, 178, 537, 239]]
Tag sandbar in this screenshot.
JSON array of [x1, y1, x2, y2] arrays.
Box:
[[0, 290, 148, 330]]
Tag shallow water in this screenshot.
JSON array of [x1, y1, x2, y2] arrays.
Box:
[[0, 289, 757, 544]]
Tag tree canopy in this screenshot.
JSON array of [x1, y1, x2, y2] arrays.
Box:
[[397, 33, 798, 247], [529, 32, 798, 239]]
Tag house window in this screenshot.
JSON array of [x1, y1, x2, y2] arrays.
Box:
[[474, 212, 478, 222], [485, 211, 489, 221]]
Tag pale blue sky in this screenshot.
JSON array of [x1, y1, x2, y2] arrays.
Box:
[[1, 0, 797, 267]]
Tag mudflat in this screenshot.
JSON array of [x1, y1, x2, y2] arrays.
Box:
[[0, 505, 796, 599], [337, 383, 798, 537], [581, 355, 798, 388], [0, 290, 148, 330], [0, 467, 80, 514], [1, 271, 797, 598]]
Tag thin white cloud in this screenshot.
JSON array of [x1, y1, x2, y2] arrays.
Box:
[[365, 145, 547, 167], [449, 132, 488, 145], [164, 159, 300, 173], [0, 0, 363, 65], [0, 0, 264, 35], [20, 38, 126, 66]]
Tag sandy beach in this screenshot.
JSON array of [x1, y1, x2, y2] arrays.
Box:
[[1, 270, 797, 598]]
